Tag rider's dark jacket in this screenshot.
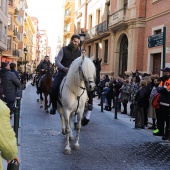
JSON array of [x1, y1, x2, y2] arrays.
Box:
[[37, 60, 51, 74], [60, 46, 81, 71]]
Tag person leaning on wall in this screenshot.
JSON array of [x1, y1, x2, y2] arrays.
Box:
[[0, 99, 20, 170]]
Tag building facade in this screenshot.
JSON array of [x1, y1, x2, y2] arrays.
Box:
[[75, 0, 170, 76], [63, 0, 75, 46], [0, 0, 8, 67]]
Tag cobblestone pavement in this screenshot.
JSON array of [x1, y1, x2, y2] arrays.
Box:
[[19, 83, 170, 170]]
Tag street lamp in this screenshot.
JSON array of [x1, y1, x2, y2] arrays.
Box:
[[24, 48, 28, 73], [79, 32, 86, 51]]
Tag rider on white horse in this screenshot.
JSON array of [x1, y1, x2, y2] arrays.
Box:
[[50, 34, 81, 114], [36, 55, 52, 94]]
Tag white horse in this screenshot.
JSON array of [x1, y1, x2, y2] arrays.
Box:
[[57, 55, 96, 155]]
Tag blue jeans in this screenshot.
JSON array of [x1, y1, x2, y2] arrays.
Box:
[[50, 70, 66, 108]]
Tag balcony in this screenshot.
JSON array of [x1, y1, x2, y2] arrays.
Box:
[[13, 30, 20, 43], [14, 9, 21, 25], [64, 9, 71, 22], [109, 8, 128, 31], [13, 50, 19, 57], [85, 20, 110, 41]]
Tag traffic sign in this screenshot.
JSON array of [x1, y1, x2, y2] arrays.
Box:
[[148, 32, 163, 48]]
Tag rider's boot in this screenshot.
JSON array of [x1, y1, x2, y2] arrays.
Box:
[[81, 111, 91, 126]]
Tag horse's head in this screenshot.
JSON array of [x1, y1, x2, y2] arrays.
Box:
[[46, 64, 54, 78], [79, 56, 96, 91]]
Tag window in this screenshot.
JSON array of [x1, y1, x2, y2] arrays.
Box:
[[104, 40, 108, 63], [8, 14, 12, 28], [124, 0, 128, 14], [77, 22, 80, 34], [78, 0, 81, 7], [154, 29, 162, 34], [7, 36, 11, 50], [88, 46, 91, 58], [2, 26, 7, 43], [0, 0, 1, 8], [89, 15, 92, 29], [95, 43, 99, 59], [0, 21, 2, 41], [96, 9, 100, 25]]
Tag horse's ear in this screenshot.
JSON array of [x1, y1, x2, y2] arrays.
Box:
[[99, 59, 102, 63]]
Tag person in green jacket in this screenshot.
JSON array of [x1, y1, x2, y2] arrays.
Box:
[[0, 99, 19, 170]]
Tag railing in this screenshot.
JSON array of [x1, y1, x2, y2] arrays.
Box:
[[13, 50, 19, 57], [13, 30, 20, 40], [85, 20, 108, 39], [109, 7, 127, 27]]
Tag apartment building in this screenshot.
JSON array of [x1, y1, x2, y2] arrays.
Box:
[[39, 30, 50, 62], [75, 0, 170, 76], [63, 0, 75, 46], [31, 17, 40, 69], [23, 12, 35, 73], [0, 0, 8, 67]]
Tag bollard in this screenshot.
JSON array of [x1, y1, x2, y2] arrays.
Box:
[[114, 96, 118, 119], [16, 97, 21, 111], [101, 94, 103, 112], [14, 107, 19, 144], [134, 105, 138, 129], [168, 113, 170, 141]]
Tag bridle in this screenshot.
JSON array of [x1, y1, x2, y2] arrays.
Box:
[[78, 63, 94, 91]]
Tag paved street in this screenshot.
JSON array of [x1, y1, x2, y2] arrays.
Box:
[[5, 82, 170, 170]]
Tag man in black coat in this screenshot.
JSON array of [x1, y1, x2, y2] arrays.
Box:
[[36, 55, 52, 94], [50, 34, 81, 114], [0, 62, 20, 112]]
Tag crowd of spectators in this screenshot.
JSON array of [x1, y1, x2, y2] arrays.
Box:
[[96, 67, 170, 141]]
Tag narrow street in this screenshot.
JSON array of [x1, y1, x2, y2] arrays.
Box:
[[15, 83, 170, 170]]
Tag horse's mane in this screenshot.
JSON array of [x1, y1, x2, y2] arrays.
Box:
[[65, 56, 96, 96]]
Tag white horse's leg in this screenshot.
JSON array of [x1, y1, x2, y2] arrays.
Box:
[[74, 112, 82, 151], [64, 110, 71, 155], [69, 113, 74, 141], [59, 108, 66, 135]]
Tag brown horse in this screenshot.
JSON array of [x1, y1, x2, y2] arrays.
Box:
[[38, 65, 54, 113]]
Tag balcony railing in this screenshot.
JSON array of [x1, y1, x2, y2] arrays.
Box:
[[13, 30, 20, 40], [109, 7, 127, 29], [13, 50, 19, 57], [85, 20, 108, 39]]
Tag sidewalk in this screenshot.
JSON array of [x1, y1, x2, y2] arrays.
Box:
[[93, 98, 157, 136]]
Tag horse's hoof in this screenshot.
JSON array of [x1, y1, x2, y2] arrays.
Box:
[[37, 99, 39, 102], [46, 110, 49, 113], [64, 149, 71, 155], [62, 129, 66, 135], [40, 105, 43, 108], [73, 144, 80, 151]]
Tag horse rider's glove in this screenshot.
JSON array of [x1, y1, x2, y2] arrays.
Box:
[[41, 69, 44, 71]]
